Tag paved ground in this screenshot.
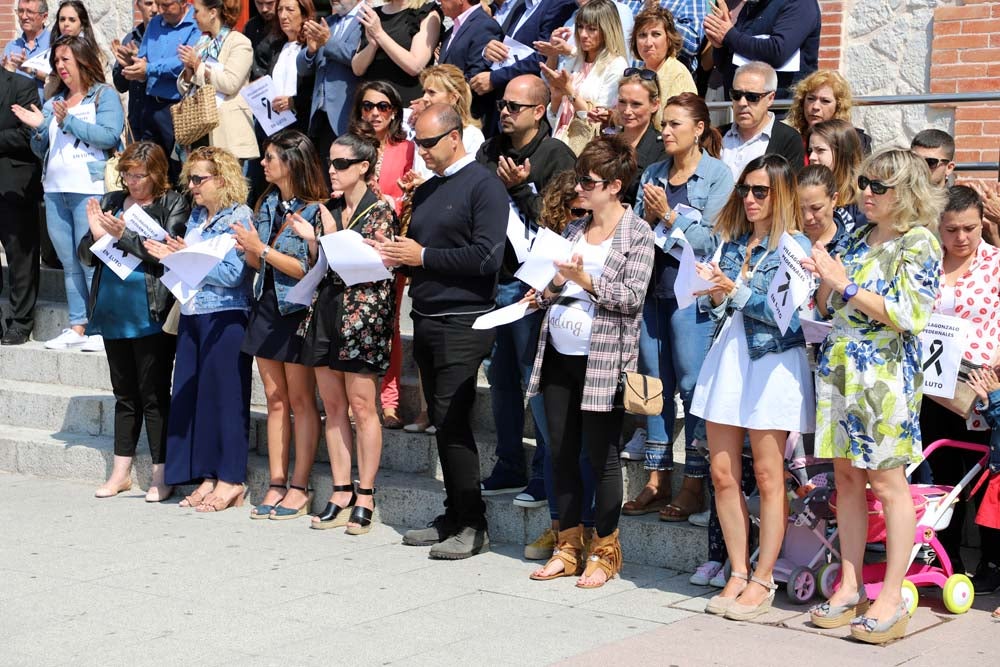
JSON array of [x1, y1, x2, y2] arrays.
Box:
[[3, 472, 998, 666]]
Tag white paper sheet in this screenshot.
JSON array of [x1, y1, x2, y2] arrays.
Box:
[[732, 35, 800, 72], [318, 230, 392, 286], [287, 249, 328, 306], [920, 313, 970, 399], [506, 203, 534, 263], [122, 204, 169, 241], [159, 234, 236, 289], [513, 227, 574, 291], [490, 36, 536, 70], [90, 234, 141, 280], [766, 232, 813, 334], [21, 48, 51, 75], [161, 269, 198, 305], [800, 317, 833, 344], [472, 301, 536, 330], [240, 75, 297, 136], [670, 227, 717, 309]]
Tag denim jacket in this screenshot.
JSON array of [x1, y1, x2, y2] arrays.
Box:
[[635, 152, 734, 259], [180, 204, 254, 316], [699, 231, 812, 359], [252, 191, 320, 315], [976, 388, 1000, 473], [29, 83, 125, 184]]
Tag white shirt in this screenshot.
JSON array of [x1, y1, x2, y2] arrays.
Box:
[[272, 41, 302, 97], [721, 113, 776, 180], [547, 236, 613, 356], [938, 284, 957, 316], [413, 125, 485, 179]]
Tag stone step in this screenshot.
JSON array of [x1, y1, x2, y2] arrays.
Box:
[[0, 424, 706, 572]]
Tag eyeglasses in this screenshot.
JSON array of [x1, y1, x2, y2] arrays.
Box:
[[261, 153, 281, 163], [16, 8, 43, 16], [188, 174, 215, 185], [576, 175, 607, 191], [858, 175, 893, 196], [735, 184, 771, 200], [923, 157, 950, 170], [328, 156, 365, 171], [361, 100, 393, 113], [122, 172, 149, 182], [414, 126, 461, 149], [496, 99, 538, 114], [730, 89, 773, 104]]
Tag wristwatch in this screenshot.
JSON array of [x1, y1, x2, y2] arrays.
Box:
[[260, 246, 271, 263], [842, 282, 859, 301]]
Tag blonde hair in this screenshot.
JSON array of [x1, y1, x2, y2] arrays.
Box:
[[418, 64, 480, 129], [572, 0, 627, 75], [859, 148, 947, 235], [786, 70, 855, 136], [716, 155, 802, 251], [180, 146, 249, 210]]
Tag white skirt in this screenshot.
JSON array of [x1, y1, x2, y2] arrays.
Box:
[[691, 311, 815, 433]]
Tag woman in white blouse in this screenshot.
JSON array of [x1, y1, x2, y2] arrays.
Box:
[[267, 0, 314, 130]]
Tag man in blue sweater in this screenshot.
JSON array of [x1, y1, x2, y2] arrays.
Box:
[[378, 104, 508, 559]]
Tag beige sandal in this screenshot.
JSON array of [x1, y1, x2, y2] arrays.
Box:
[[530, 526, 584, 581], [705, 571, 749, 615], [576, 529, 622, 589]]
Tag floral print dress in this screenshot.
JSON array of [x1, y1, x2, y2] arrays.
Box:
[[815, 225, 942, 470]]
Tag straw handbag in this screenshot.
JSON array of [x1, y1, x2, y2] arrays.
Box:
[[170, 84, 219, 146]]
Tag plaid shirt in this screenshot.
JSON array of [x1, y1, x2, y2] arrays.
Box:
[[527, 207, 655, 412], [624, 0, 706, 63]]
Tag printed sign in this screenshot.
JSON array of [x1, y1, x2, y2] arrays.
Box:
[[240, 75, 297, 136], [766, 233, 813, 335], [919, 313, 969, 399]]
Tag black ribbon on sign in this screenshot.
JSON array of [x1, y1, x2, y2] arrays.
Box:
[[923, 339, 944, 375], [777, 271, 791, 307]]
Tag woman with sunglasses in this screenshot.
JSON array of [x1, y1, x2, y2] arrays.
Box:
[[628, 2, 695, 131], [802, 149, 944, 643], [805, 119, 864, 224], [786, 70, 873, 156], [300, 133, 399, 534], [233, 129, 328, 520], [144, 146, 256, 513], [525, 134, 654, 588], [613, 69, 665, 206], [624, 93, 732, 526], [690, 154, 814, 621]]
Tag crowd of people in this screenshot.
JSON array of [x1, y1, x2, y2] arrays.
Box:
[[2, 0, 1000, 643]]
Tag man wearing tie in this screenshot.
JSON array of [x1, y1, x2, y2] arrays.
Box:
[[438, 0, 503, 124]]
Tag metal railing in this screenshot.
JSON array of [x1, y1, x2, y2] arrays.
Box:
[[707, 91, 1000, 175]]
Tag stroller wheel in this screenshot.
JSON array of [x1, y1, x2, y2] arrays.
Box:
[[942, 574, 975, 614], [901, 580, 919, 616], [787, 566, 817, 604], [818, 562, 841, 600]]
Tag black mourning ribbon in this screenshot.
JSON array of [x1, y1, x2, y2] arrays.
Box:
[[923, 339, 944, 375]]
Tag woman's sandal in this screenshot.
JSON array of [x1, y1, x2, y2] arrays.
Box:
[[311, 484, 356, 530], [810, 589, 870, 629], [622, 485, 672, 516], [269, 484, 314, 520], [659, 477, 705, 522], [178, 482, 214, 508], [530, 526, 584, 581], [345, 486, 376, 535], [705, 572, 749, 615], [576, 529, 622, 589], [850, 600, 910, 644], [195, 485, 247, 513], [250, 482, 286, 520], [724, 574, 777, 621]]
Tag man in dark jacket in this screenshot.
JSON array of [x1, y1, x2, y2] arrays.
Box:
[[112, 0, 159, 141], [474, 74, 575, 509], [439, 0, 504, 123]]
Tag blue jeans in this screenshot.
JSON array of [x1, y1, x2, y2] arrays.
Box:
[[45, 192, 96, 326], [637, 295, 714, 476]]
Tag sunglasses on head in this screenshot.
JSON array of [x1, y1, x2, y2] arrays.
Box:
[[623, 67, 660, 92], [414, 126, 461, 149], [730, 89, 772, 104], [858, 175, 893, 196], [923, 156, 950, 170], [187, 174, 214, 185], [735, 184, 771, 200], [576, 175, 607, 191], [361, 100, 393, 113], [328, 156, 366, 170], [496, 99, 537, 114]]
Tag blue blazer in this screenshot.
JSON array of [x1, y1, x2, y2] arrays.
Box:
[[297, 11, 363, 136], [488, 0, 576, 90], [440, 6, 503, 123]]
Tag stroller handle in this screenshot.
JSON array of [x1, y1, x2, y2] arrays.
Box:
[[906, 439, 990, 478]]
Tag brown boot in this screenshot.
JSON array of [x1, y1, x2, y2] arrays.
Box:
[[577, 529, 622, 589], [530, 526, 585, 580]]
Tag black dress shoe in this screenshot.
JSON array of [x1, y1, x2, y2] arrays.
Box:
[[1, 328, 30, 345]]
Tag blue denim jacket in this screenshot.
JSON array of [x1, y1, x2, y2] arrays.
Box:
[[976, 388, 1000, 473], [30, 83, 125, 184], [699, 231, 812, 359], [180, 204, 254, 315], [635, 152, 734, 259], [252, 192, 320, 315]]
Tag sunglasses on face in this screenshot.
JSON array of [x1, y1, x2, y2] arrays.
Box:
[[414, 126, 461, 149], [735, 184, 771, 200], [730, 89, 772, 104], [570, 207, 588, 218], [576, 175, 607, 191], [858, 175, 893, 196], [361, 100, 393, 113], [188, 174, 214, 185], [923, 156, 950, 170], [328, 156, 365, 170], [496, 99, 537, 114]]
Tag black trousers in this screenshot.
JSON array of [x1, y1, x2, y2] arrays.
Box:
[[541, 345, 625, 537], [412, 313, 495, 529], [104, 333, 176, 463], [140, 97, 182, 183], [308, 111, 336, 191], [0, 197, 40, 333]]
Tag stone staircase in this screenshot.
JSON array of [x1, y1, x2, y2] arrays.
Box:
[[0, 262, 707, 572]]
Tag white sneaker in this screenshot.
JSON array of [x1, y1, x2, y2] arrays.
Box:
[[675, 394, 685, 419], [620, 428, 646, 460], [81, 335, 105, 352], [688, 509, 710, 527], [709, 564, 729, 588], [45, 328, 87, 350], [689, 560, 724, 586]]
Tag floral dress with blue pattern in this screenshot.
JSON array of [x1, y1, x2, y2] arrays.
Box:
[[815, 224, 942, 470]]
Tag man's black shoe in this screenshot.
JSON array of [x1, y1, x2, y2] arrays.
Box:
[[1, 328, 30, 346]]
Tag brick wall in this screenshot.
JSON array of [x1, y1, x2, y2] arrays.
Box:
[[818, 0, 845, 71], [929, 0, 1000, 178]]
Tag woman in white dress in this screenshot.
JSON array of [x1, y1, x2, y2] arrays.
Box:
[[690, 154, 815, 621]]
